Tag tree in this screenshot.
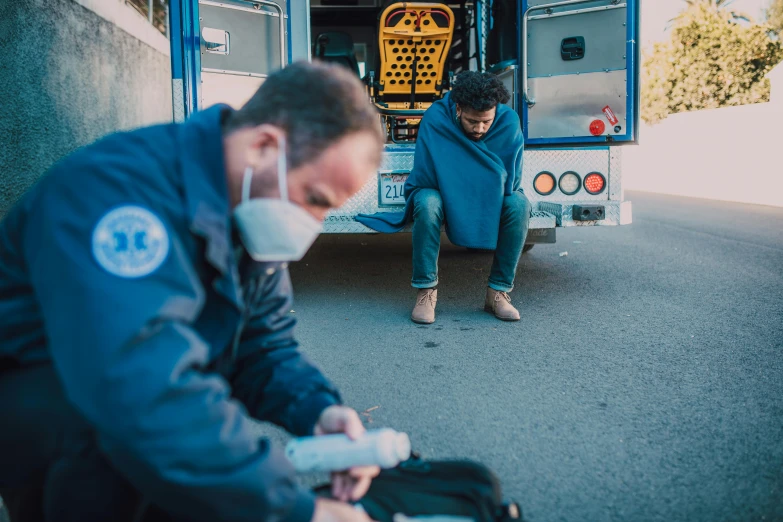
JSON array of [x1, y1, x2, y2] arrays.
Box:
[[767, 0, 783, 34], [668, 0, 752, 27], [126, 0, 169, 36], [641, 3, 783, 124], [682, 0, 731, 5]]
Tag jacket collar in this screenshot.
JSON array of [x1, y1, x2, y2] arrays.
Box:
[[177, 105, 242, 309]]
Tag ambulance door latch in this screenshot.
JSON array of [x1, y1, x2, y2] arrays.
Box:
[[561, 36, 585, 61]]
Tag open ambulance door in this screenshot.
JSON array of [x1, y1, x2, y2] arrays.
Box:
[[512, 0, 640, 146], [168, 0, 310, 121]]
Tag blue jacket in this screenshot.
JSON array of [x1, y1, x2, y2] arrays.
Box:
[[0, 106, 340, 522]]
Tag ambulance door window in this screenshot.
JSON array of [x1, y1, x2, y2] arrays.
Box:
[[198, 0, 287, 110]]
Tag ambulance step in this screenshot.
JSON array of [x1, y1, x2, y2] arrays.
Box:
[[322, 210, 557, 234], [538, 201, 631, 227], [530, 210, 556, 229]]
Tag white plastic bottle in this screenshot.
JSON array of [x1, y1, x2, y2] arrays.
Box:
[[285, 428, 411, 473]]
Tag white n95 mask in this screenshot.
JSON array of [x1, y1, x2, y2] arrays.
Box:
[[233, 137, 323, 262]]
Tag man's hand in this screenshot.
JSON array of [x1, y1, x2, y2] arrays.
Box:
[[314, 405, 381, 502], [311, 498, 375, 522]]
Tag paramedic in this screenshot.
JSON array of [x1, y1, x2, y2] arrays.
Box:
[[0, 61, 384, 522], [357, 71, 530, 324]]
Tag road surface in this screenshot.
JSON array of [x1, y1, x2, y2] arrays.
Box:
[[284, 191, 783, 522]]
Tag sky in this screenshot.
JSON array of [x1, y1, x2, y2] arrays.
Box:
[[640, 0, 773, 48]]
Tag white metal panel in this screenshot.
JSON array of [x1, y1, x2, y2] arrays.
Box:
[[609, 147, 623, 201], [172, 79, 186, 123], [322, 147, 630, 233], [527, 6, 627, 78], [200, 72, 265, 109], [527, 70, 627, 139], [523, 148, 610, 202], [199, 2, 283, 74]]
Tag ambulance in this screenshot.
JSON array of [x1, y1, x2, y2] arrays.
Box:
[[168, 0, 640, 248]]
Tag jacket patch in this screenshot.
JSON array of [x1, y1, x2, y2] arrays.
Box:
[[92, 206, 170, 278]]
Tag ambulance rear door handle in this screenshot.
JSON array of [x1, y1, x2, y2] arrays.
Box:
[[560, 36, 585, 61]]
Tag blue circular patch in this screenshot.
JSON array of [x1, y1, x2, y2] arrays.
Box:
[[92, 206, 170, 278]]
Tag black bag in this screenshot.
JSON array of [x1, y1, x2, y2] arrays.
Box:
[[316, 455, 523, 522]]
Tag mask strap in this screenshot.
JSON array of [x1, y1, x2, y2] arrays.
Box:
[[240, 135, 286, 204], [241, 166, 253, 204], [277, 135, 288, 201]]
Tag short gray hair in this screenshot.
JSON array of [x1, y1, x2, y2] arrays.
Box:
[[223, 60, 384, 168]]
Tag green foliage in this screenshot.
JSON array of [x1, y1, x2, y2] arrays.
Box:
[[682, 0, 750, 20], [683, 0, 730, 5], [641, 3, 783, 124], [126, 0, 169, 35], [767, 0, 783, 34]]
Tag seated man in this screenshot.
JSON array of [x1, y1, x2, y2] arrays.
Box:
[[357, 71, 531, 324]]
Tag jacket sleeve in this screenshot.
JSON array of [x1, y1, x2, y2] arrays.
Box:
[[23, 166, 316, 522], [229, 267, 341, 437]]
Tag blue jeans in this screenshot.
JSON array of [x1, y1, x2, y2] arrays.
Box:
[[0, 364, 177, 522], [411, 188, 531, 292]]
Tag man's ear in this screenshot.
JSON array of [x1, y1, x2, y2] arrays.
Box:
[[244, 124, 285, 171]]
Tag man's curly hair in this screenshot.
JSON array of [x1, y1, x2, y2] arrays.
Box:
[[450, 71, 511, 112]]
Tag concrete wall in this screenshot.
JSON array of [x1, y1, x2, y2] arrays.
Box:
[[0, 0, 173, 216], [622, 62, 783, 208]]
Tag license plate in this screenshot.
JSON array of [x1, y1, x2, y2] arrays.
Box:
[[379, 172, 408, 206]]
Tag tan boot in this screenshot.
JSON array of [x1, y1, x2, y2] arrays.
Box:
[[485, 288, 520, 321], [411, 288, 437, 324]]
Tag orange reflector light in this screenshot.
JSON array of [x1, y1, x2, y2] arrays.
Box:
[[534, 172, 556, 195], [584, 172, 606, 195]]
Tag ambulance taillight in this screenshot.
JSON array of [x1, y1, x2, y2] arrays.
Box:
[[584, 173, 606, 195], [558, 172, 581, 196], [534, 172, 556, 195]]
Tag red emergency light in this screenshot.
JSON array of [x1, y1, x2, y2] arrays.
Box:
[[584, 172, 606, 195]]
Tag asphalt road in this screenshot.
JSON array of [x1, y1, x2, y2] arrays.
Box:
[[3, 192, 778, 522], [283, 191, 783, 522]]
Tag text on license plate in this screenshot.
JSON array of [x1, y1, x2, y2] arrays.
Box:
[[379, 173, 408, 206]]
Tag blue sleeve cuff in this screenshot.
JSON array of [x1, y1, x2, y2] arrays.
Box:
[[287, 487, 317, 522], [290, 392, 340, 437]]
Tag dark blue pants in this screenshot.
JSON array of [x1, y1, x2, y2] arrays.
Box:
[[0, 364, 172, 522], [411, 189, 532, 292]]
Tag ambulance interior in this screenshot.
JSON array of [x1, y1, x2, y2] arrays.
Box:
[[308, 1, 516, 144]]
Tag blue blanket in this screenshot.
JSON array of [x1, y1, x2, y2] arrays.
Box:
[[355, 92, 524, 249]]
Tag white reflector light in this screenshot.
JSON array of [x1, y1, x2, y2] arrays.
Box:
[[559, 171, 581, 195]]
